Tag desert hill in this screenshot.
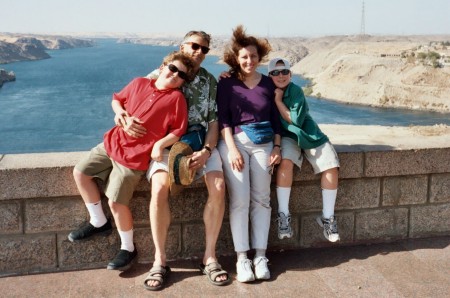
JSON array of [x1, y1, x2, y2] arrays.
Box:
[[289, 35, 450, 113]]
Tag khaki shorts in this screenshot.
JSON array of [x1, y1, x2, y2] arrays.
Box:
[[281, 137, 340, 174], [75, 143, 145, 206], [146, 147, 223, 181]]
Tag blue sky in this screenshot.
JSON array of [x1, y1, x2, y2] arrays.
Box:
[[1, 0, 449, 37]]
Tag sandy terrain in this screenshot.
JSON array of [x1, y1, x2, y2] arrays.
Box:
[[321, 124, 450, 151], [277, 35, 450, 113]]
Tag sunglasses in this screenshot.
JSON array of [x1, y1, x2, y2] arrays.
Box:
[[184, 42, 210, 54], [269, 69, 290, 76], [167, 64, 188, 81]]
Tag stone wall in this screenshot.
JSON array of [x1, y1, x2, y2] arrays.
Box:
[[1, 147, 449, 277]]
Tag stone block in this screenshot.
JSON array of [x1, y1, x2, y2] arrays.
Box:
[[301, 212, 354, 247], [0, 234, 56, 276], [132, 225, 182, 263], [430, 173, 450, 203], [0, 201, 22, 234], [338, 152, 364, 179], [182, 221, 234, 259], [335, 178, 380, 210], [0, 167, 78, 200], [170, 188, 210, 221], [129, 192, 150, 225], [132, 228, 151, 264], [289, 181, 323, 213], [58, 232, 119, 269], [295, 161, 318, 182], [355, 208, 408, 241], [410, 204, 450, 238], [382, 175, 428, 206], [365, 148, 450, 177], [25, 197, 87, 233]]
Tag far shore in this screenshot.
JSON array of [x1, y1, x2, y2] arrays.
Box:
[[1, 32, 450, 113]]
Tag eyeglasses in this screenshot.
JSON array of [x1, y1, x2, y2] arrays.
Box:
[[167, 64, 188, 80], [184, 42, 210, 54], [269, 69, 290, 76], [267, 164, 275, 175]]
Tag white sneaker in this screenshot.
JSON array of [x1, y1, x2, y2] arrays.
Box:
[[277, 212, 293, 239], [236, 258, 255, 283], [316, 215, 340, 242], [253, 256, 270, 280]]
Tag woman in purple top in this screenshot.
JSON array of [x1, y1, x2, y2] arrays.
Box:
[[216, 25, 281, 283]]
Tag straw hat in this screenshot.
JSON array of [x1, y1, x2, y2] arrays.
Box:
[[168, 142, 195, 195]]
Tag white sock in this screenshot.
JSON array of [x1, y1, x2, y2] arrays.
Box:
[[255, 249, 266, 258], [276, 186, 291, 216], [237, 251, 248, 261], [322, 188, 338, 219], [118, 229, 135, 252], [86, 201, 107, 227]]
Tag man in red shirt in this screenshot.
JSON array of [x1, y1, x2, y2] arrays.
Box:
[[68, 51, 194, 271]]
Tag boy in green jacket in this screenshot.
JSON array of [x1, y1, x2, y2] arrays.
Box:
[[268, 58, 340, 242]]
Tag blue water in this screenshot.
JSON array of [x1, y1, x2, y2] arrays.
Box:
[[1, 39, 449, 154]]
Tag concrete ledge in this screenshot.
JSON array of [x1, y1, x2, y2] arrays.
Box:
[[1, 142, 450, 277]]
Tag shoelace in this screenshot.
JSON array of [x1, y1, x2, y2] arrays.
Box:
[[277, 214, 291, 230], [323, 217, 338, 234], [254, 257, 268, 266], [240, 259, 253, 270]]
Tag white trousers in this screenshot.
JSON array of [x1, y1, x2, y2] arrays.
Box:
[[218, 132, 272, 252]]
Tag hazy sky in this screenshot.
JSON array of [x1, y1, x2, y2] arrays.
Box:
[[1, 0, 449, 37]]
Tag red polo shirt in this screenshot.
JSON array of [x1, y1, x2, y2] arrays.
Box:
[[104, 78, 187, 170]]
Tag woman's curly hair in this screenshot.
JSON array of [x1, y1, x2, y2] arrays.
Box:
[[223, 25, 272, 81]]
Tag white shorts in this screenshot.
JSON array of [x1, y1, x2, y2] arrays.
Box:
[[281, 137, 340, 174], [146, 147, 223, 181]]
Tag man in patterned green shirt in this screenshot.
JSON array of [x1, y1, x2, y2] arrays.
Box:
[[144, 31, 230, 290]]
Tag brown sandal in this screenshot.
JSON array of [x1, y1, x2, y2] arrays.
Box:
[[199, 262, 231, 286], [143, 265, 171, 291]]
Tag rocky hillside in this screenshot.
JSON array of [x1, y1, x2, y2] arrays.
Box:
[[0, 34, 94, 64], [0, 69, 15, 87], [290, 35, 450, 113]]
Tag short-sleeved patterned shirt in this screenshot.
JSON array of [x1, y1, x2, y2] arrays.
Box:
[[147, 67, 218, 129]]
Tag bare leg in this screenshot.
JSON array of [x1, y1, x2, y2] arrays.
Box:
[[73, 168, 101, 204], [321, 167, 339, 190], [108, 201, 133, 231], [147, 170, 171, 288], [276, 159, 294, 187], [202, 171, 227, 282]]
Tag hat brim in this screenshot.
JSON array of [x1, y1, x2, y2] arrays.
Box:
[[168, 142, 195, 195]]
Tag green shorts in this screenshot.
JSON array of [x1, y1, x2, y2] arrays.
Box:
[[75, 143, 145, 206]]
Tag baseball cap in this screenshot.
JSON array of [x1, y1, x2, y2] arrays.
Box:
[[268, 58, 291, 73]]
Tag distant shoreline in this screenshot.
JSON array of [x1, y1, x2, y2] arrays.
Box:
[[2, 33, 449, 113]]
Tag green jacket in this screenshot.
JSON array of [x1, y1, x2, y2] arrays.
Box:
[[281, 82, 328, 149]]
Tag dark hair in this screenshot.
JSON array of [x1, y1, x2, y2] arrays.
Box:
[[162, 51, 196, 82], [223, 25, 272, 81], [183, 30, 211, 47]]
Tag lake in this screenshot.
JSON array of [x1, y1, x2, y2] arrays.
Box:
[[1, 39, 449, 154]]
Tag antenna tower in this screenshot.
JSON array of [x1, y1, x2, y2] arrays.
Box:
[[360, 1, 366, 37]]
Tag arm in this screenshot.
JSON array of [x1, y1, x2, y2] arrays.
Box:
[[150, 132, 180, 162], [274, 88, 292, 124], [189, 120, 219, 170], [269, 133, 282, 167]]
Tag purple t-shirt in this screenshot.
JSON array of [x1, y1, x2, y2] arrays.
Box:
[[217, 74, 281, 135]]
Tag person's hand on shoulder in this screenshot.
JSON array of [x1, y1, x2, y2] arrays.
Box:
[[218, 71, 231, 81]]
